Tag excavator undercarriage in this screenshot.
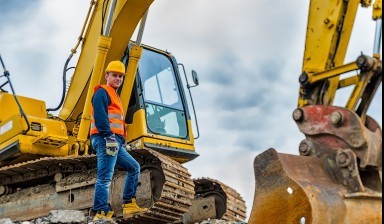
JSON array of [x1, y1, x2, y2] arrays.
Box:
[[0, 148, 246, 223], [184, 178, 247, 223]]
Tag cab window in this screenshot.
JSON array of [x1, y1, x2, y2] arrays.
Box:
[[139, 49, 187, 139]]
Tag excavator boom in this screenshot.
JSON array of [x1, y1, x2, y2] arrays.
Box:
[[58, 0, 153, 121]]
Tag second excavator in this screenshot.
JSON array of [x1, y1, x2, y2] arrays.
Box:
[[248, 0, 382, 223], [0, 0, 246, 223]]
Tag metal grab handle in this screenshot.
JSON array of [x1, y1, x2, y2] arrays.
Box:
[[0, 54, 31, 134], [178, 63, 200, 140]]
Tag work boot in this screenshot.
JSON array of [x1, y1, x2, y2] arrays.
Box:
[[93, 210, 114, 221], [122, 198, 148, 218]]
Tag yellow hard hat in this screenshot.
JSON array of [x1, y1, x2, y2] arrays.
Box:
[[106, 60, 125, 75]]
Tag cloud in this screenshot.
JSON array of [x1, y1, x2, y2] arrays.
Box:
[[0, 0, 382, 218]]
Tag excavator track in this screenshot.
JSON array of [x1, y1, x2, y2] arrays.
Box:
[[0, 155, 97, 190], [0, 148, 195, 223], [117, 148, 195, 223], [192, 178, 247, 222]]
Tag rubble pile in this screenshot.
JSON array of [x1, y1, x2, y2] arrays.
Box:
[[0, 210, 99, 224], [0, 211, 246, 224]]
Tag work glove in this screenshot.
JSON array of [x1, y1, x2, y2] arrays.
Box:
[[105, 134, 119, 156]]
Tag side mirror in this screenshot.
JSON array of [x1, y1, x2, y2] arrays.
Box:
[[192, 70, 199, 86]]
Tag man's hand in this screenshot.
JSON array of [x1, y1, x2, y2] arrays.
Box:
[[105, 134, 119, 156]]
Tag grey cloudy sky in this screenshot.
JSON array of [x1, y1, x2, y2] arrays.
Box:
[[0, 0, 382, 217]]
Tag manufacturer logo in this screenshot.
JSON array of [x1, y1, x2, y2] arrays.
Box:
[[0, 120, 13, 135]]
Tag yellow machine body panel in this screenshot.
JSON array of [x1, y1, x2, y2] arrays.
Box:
[[0, 93, 60, 155], [0, 93, 46, 121], [0, 93, 70, 160], [0, 115, 26, 147]]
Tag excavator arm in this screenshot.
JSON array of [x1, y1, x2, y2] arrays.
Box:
[[299, 0, 380, 107], [249, 0, 382, 223]]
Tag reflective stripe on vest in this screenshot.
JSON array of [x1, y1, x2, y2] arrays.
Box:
[[90, 85, 126, 137], [90, 123, 124, 130]]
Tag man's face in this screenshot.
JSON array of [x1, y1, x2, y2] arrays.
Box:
[[106, 72, 124, 89]]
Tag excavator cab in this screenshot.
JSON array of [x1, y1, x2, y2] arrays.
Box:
[[123, 45, 199, 163]]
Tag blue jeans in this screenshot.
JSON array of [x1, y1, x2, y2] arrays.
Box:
[[91, 135, 140, 212]]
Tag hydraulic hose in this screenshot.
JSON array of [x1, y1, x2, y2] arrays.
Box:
[[47, 0, 97, 112], [47, 53, 73, 112]]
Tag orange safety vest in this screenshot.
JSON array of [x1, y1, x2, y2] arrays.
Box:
[[90, 85, 126, 137]]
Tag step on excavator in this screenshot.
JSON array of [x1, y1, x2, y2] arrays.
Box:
[[0, 0, 246, 223], [249, 0, 382, 223]]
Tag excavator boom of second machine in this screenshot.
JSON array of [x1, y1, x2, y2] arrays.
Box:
[[248, 0, 382, 223]]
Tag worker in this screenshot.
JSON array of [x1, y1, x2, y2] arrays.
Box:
[[90, 60, 148, 221]]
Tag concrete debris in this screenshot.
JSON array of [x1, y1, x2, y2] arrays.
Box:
[[0, 218, 14, 224], [47, 210, 87, 223], [4, 210, 90, 224]]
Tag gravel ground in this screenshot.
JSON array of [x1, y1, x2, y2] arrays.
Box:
[[0, 219, 243, 224], [0, 211, 246, 224]]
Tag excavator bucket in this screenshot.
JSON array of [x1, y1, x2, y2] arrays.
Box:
[[248, 148, 382, 224]]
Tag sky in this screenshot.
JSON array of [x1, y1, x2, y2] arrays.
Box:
[[0, 0, 382, 218]]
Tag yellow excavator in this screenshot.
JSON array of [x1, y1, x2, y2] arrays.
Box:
[[1, 0, 382, 223], [249, 0, 382, 223], [0, 0, 246, 223]]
